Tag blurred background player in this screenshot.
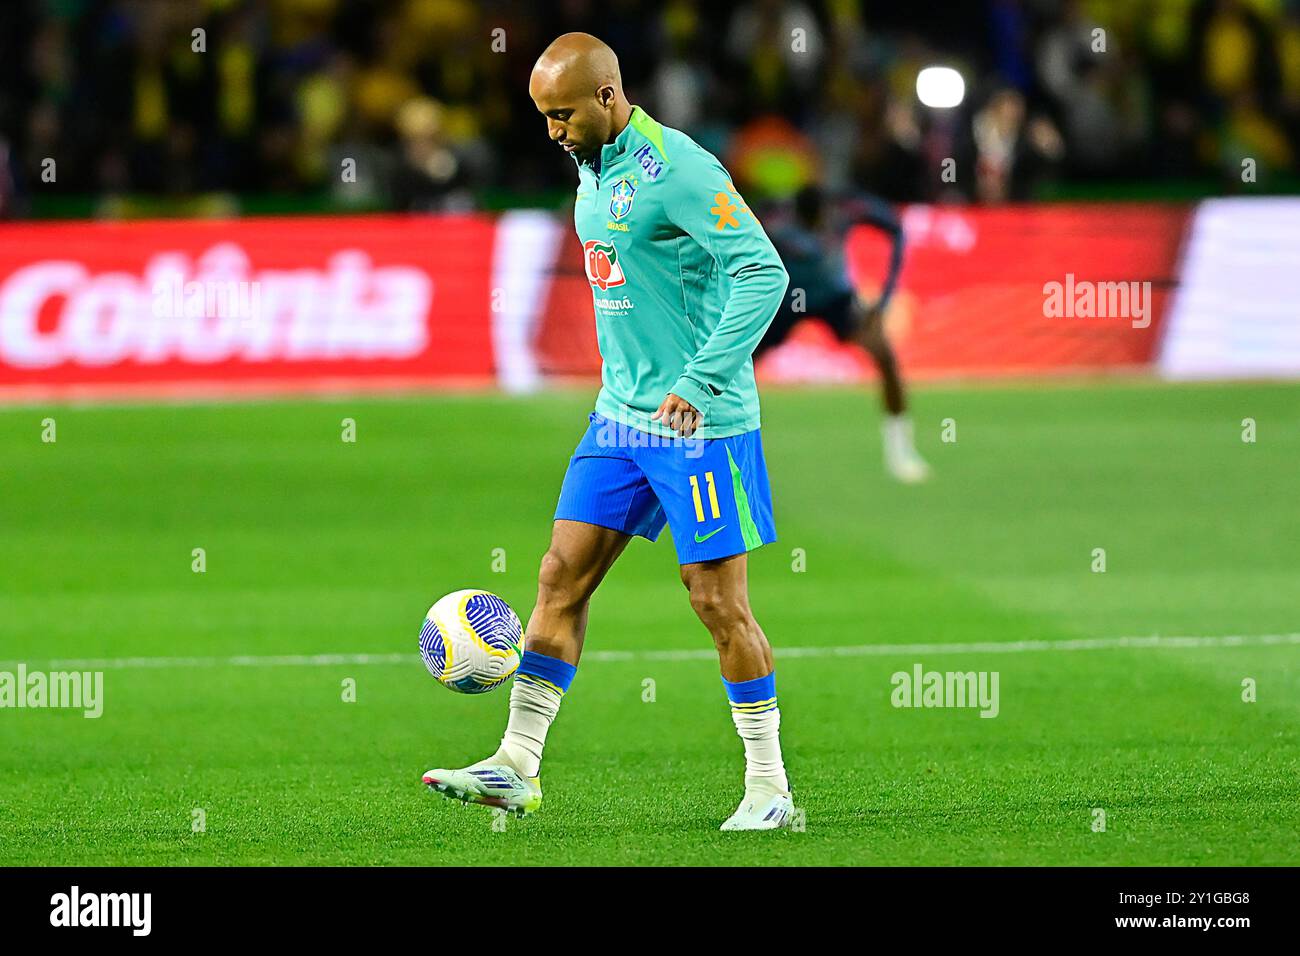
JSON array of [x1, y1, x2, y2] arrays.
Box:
[[758, 185, 931, 483]]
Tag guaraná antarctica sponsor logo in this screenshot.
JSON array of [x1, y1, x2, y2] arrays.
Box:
[[583, 239, 626, 290]]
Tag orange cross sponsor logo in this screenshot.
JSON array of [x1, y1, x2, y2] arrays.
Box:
[[710, 181, 750, 230]]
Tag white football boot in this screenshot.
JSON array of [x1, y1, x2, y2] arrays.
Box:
[[422, 760, 542, 817], [882, 416, 932, 484], [720, 789, 795, 831]]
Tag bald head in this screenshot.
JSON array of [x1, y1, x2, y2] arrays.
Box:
[[529, 33, 631, 162], [533, 33, 622, 93]]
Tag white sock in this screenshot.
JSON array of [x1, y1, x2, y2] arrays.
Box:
[[731, 708, 790, 795], [490, 677, 563, 778], [882, 413, 915, 460]]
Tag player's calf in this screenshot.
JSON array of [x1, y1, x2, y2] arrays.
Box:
[[682, 556, 793, 829]]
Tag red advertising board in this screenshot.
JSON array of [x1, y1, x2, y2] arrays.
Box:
[[758, 203, 1190, 383], [0, 204, 1195, 402], [0, 215, 496, 400]]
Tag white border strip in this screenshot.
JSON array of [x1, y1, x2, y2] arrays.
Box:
[[2, 632, 1296, 672]]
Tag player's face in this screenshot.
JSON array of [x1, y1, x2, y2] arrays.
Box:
[[529, 72, 614, 162]]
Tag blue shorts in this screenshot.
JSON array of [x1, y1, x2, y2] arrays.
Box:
[[554, 412, 778, 564]]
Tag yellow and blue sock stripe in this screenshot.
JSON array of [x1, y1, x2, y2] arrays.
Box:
[[516, 649, 577, 697], [723, 671, 778, 715]]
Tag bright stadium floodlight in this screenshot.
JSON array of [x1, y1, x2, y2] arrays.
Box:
[[916, 66, 965, 108]]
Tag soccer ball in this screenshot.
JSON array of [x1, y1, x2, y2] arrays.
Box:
[[419, 589, 524, 694]]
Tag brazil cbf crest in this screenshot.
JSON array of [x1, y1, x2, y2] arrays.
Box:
[[609, 178, 636, 219]]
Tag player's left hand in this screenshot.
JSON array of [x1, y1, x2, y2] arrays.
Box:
[[651, 393, 702, 438]]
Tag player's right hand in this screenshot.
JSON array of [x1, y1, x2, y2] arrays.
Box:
[[651, 392, 702, 438]]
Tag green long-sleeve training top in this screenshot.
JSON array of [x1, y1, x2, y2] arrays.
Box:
[[572, 105, 789, 439]]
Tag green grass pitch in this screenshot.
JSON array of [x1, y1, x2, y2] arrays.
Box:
[[1, 380, 1297, 865]]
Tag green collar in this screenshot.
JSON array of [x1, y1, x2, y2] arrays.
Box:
[[591, 105, 668, 170]]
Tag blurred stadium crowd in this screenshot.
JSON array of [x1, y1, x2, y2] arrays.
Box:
[[1, 0, 1298, 217]]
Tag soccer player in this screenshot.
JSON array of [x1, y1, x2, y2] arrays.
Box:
[[423, 33, 794, 830], [757, 185, 931, 483]]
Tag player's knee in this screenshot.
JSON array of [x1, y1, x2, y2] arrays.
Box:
[[687, 580, 748, 631], [535, 548, 587, 615], [864, 331, 893, 365]]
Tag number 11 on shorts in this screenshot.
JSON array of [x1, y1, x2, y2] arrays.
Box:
[[689, 472, 721, 522]]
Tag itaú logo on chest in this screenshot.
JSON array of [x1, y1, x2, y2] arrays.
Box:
[[583, 239, 626, 290]]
